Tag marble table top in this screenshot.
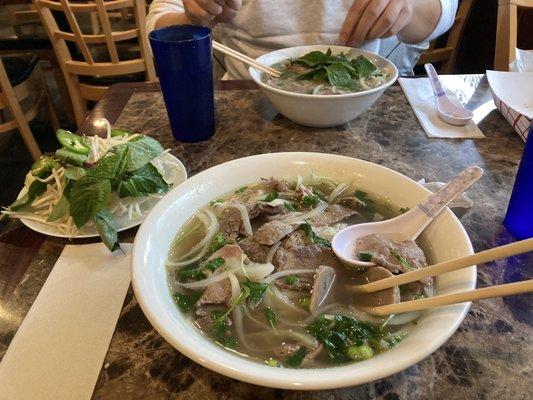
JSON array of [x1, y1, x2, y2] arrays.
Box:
[[0, 78, 531, 400]]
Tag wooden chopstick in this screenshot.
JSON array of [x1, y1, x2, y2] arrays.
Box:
[[363, 279, 533, 315], [352, 238, 533, 294], [212, 40, 281, 77]]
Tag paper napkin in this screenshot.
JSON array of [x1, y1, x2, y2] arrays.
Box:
[[0, 243, 132, 400], [399, 77, 486, 139]]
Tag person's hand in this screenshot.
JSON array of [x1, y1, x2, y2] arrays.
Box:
[[183, 0, 242, 26], [339, 0, 413, 47]]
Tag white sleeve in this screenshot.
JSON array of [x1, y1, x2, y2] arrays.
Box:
[[425, 0, 458, 42], [146, 0, 185, 33]]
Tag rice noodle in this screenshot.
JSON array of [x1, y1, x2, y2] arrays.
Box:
[[262, 269, 316, 284], [269, 286, 308, 315]]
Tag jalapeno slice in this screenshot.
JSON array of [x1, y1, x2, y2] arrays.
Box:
[[56, 129, 90, 155], [31, 155, 61, 178]]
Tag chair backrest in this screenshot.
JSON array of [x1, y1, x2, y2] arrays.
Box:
[[494, 0, 533, 70], [417, 0, 476, 73], [32, 0, 156, 124]]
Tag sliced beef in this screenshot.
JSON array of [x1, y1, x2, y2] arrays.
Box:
[[196, 279, 232, 307], [355, 234, 428, 274], [195, 309, 231, 333], [209, 244, 246, 262], [262, 177, 292, 192], [310, 204, 357, 226], [354, 266, 401, 307], [219, 207, 243, 241], [281, 229, 312, 249], [273, 343, 301, 359], [274, 244, 341, 271], [301, 344, 324, 368], [238, 237, 270, 263], [399, 280, 434, 301], [274, 276, 313, 291], [254, 220, 296, 245], [309, 265, 336, 314], [337, 196, 364, 210]]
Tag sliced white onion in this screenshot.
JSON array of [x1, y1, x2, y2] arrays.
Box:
[[176, 210, 218, 261], [262, 268, 316, 284], [328, 183, 349, 203], [238, 262, 275, 281], [384, 311, 423, 326], [269, 285, 308, 315], [266, 241, 281, 264], [279, 201, 328, 224], [177, 271, 229, 289]]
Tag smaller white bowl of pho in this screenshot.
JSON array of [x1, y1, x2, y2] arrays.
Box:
[[248, 45, 398, 127], [132, 153, 475, 390]]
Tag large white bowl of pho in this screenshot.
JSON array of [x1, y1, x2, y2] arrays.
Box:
[[248, 45, 398, 127], [132, 152, 475, 390]]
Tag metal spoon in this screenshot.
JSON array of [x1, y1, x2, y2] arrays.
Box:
[[424, 63, 473, 126], [331, 166, 484, 267]]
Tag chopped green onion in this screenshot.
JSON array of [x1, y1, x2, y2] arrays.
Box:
[[204, 256, 225, 272], [284, 275, 299, 285], [284, 202, 297, 212], [235, 186, 248, 194], [346, 344, 374, 361], [358, 252, 373, 262], [299, 296, 311, 309], [264, 192, 279, 202], [173, 292, 201, 312], [284, 347, 308, 368], [390, 250, 415, 271], [302, 194, 319, 207]]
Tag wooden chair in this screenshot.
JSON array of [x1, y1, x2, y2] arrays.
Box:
[[0, 55, 59, 160], [494, 0, 533, 71], [417, 0, 476, 73], [32, 0, 156, 125]]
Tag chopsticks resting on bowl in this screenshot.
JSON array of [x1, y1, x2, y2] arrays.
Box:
[[353, 238, 533, 315], [212, 40, 281, 77]]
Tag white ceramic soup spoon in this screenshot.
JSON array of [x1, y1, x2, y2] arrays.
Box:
[[331, 166, 483, 267], [424, 63, 473, 126]]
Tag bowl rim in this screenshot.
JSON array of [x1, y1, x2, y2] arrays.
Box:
[[131, 152, 475, 390], [249, 45, 399, 99]]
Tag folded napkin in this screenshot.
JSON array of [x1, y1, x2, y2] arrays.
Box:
[[0, 243, 131, 400], [399, 77, 485, 139]]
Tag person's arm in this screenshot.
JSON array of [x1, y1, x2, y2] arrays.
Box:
[[340, 0, 454, 47]]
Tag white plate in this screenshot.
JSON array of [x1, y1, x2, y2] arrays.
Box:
[[19, 153, 187, 239], [132, 152, 476, 390]]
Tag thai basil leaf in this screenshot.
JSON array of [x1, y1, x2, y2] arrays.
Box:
[[69, 177, 112, 228], [118, 163, 168, 198], [94, 209, 120, 251], [325, 63, 352, 87], [293, 50, 334, 67], [64, 166, 87, 180], [110, 136, 163, 172], [9, 180, 47, 211], [47, 196, 69, 222], [352, 55, 378, 78]]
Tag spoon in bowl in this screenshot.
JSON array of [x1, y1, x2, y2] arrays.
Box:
[[424, 63, 473, 126], [331, 166, 484, 267]]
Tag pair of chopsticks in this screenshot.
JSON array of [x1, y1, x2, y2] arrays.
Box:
[[354, 238, 533, 315], [212, 40, 281, 77]]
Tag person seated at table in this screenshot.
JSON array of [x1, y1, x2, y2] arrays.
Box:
[[146, 0, 457, 78]]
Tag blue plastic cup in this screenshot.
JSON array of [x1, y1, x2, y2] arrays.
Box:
[[504, 125, 533, 239], [149, 25, 215, 142]]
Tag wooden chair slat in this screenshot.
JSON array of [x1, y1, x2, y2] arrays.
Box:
[[54, 28, 139, 43], [64, 58, 146, 76]]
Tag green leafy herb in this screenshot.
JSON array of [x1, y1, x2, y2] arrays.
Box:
[[352, 55, 378, 78], [325, 62, 353, 88], [204, 256, 225, 272], [284, 202, 297, 212], [209, 233, 232, 253], [241, 280, 268, 305], [306, 314, 383, 364], [93, 209, 120, 251], [399, 207, 410, 214], [264, 307, 278, 331], [354, 190, 375, 220], [346, 344, 374, 361], [8, 180, 47, 212], [284, 275, 299, 285], [30, 155, 61, 178], [118, 163, 169, 198], [299, 296, 311, 309], [56, 129, 90, 155], [294, 50, 333, 67], [110, 136, 163, 172], [210, 199, 224, 206], [173, 292, 201, 312], [284, 347, 308, 368], [264, 192, 279, 202], [179, 263, 206, 281], [265, 358, 279, 367], [234, 186, 248, 194], [110, 128, 133, 137], [390, 250, 415, 271], [299, 223, 330, 247], [47, 196, 69, 222], [69, 177, 112, 228], [358, 252, 373, 262], [301, 194, 319, 207], [212, 288, 251, 337], [64, 166, 87, 180], [219, 336, 238, 349]]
